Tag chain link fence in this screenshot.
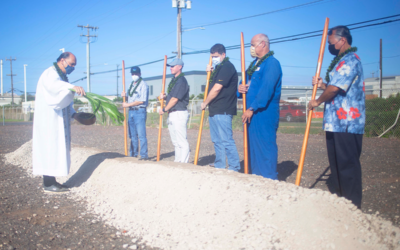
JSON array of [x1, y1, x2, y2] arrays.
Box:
[[2, 88, 399, 138]]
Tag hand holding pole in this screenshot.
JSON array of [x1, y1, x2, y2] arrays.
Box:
[[194, 55, 212, 165], [240, 32, 249, 174], [122, 60, 128, 156], [157, 56, 168, 161], [295, 18, 330, 185]]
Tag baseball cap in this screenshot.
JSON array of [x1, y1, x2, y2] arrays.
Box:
[[130, 66, 141, 74], [167, 58, 184, 67]]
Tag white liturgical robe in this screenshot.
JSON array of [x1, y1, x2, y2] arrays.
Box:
[[32, 66, 76, 176]]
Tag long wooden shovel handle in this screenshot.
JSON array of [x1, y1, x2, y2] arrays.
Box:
[[194, 55, 213, 165], [122, 60, 128, 156], [295, 17, 330, 186], [240, 32, 249, 174], [157, 55, 168, 162]]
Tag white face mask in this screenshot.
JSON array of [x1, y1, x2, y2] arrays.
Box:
[[132, 75, 140, 82], [212, 57, 221, 66], [250, 46, 257, 58], [250, 41, 263, 58]]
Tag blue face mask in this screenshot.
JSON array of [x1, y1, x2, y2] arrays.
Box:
[[64, 61, 75, 75]]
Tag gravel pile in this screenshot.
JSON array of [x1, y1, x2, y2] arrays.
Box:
[[5, 141, 400, 250]]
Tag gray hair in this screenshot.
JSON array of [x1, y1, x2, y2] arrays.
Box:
[[259, 34, 269, 45]]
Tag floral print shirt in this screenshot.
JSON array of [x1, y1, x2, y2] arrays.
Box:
[[323, 52, 365, 134]]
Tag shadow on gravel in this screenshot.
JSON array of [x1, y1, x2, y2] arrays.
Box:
[[238, 160, 298, 179], [148, 151, 175, 161], [196, 155, 215, 166], [64, 152, 124, 188], [309, 166, 338, 195], [277, 161, 298, 181]]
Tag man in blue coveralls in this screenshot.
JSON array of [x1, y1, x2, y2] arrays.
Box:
[[238, 33, 282, 179], [122, 66, 149, 160]]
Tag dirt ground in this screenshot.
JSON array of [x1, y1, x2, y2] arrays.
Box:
[[0, 123, 399, 249]]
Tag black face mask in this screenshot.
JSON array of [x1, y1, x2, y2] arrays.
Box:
[[328, 42, 341, 56], [328, 44, 341, 56]]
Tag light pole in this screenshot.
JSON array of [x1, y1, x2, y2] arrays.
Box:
[[172, 0, 192, 59], [1, 59, 3, 96], [24, 64, 27, 102]]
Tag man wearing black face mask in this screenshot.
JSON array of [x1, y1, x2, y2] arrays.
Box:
[[32, 52, 86, 193], [308, 26, 365, 209]]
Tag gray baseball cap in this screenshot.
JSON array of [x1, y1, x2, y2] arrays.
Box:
[[167, 58, 184, 67]]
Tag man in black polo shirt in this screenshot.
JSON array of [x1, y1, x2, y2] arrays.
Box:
[[201, 44, 240, 171], [159, 58, 190, 163]]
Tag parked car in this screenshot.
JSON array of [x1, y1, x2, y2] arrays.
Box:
[[279, 104, 306, 122]]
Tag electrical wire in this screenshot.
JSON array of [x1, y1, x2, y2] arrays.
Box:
[[70, 55, 177, 81], [184, 0, 331, 29], [72, 15, 400, 80], [184, 17, 400, 55]]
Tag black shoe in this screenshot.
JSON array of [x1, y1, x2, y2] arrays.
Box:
[[139, 157, 149, 161], [43, 183, 69, 193]]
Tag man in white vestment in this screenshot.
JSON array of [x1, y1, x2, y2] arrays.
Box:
[[32, 52, 85, 193]]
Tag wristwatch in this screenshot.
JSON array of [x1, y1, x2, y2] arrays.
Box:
[[248, 107, 254, 111], [163, 108, 166, 113]]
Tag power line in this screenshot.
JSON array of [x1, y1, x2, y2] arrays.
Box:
[[184, 16, 400, 55], [75, 14, 399, 80], [70, 55, 177, 79], [184, 0, 331, 29], [6, 57, 17, 105], [78, 24, 99, 92]]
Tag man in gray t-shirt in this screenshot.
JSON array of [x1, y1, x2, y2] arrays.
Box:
[[159, 58, 190, 163]]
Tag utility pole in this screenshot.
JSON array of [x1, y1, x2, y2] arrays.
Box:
[[172, 0, 191, 59], [379, 39, 382, 98], [1, 59, 3, 96], [24, 64, 28, 102], [116, 64, 120, 98], [177, 8, 182, 59], [77, 24, 98, 93], [6, 57, 17, 105]]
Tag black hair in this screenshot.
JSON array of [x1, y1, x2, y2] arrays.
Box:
[[210, 44, 226, 55], [328, 25, 352, 45], [56, 52, 71, 62]]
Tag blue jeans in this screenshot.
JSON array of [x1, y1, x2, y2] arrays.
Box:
[[128, 109, 148, 158], [209, 114, 240, 171]]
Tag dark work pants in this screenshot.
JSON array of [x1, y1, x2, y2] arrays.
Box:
[[43, 175, 57, 187], [326, 132, 363, 208]]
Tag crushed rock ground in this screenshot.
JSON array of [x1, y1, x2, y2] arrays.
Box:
[[5, 139, 400, 250]]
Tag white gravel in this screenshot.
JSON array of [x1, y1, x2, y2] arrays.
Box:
[[5, 140, 400, 250]]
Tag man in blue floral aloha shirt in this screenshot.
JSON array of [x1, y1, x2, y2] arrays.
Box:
[[308, 25, 365, 209]]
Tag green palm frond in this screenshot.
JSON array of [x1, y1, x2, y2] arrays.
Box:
[[71, 89, 124, 125]]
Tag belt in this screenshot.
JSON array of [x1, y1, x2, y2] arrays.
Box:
[[168, 109, 186, 113], [129, 107, 145, 110]]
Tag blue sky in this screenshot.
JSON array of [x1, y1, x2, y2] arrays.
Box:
[[1, 0, 399, 95]]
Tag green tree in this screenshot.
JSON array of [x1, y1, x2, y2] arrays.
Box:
[[189, 94, 195, 100], [196, 93, 204, 100]]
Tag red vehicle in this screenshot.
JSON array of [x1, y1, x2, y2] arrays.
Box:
[[279, 104, 307, 122]]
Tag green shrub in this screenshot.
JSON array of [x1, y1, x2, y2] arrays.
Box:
[[365, 93, 400, 138]]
